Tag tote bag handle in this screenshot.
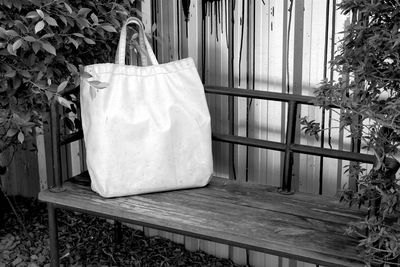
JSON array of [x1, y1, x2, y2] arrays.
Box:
[[115, 17, 159, 66]]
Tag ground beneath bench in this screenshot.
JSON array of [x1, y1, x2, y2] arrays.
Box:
[[0, 196, 244, 267]]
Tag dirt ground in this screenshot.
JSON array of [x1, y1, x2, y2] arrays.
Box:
[[0, 196, 245, 267]]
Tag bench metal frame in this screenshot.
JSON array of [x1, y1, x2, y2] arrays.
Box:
[[45, 85, 373, 266]]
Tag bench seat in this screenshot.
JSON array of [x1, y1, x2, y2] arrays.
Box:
[[38, 173, 365, 267]]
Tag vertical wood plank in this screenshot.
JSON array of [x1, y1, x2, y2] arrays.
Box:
[[167, 0, 179, 62], [230, 246, 247, 266], [267, 0, 284, 187], [233, 0, 248, 183], [332, 0, 353, 193], [178, 0, 203, 253], [247, 0, 268, 185], [142, 0, 159, 239], [184, 236, 199, 252], [288, 0, 301, 191], [2, 136, 40, 197], [298, 0, 322, 194], [36, 127, 48, 191], [141, 0, 152, 35], [201, 1, 224, 258], [214, 0, 229, 258]]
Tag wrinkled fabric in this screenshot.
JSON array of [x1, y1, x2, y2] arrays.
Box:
[[80, 18, 213, 198], [81, 58, 213, 198]]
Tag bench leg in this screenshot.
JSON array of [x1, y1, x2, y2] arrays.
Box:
[[48, 203, 60, 267], [114, 221, 122, 243]]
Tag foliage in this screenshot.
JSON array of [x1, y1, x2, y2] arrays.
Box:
[[302, 1, 400, 265], [0, 0, 139, 152]]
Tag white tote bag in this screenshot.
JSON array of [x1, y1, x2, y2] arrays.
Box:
[[80, 17, 213, 198]]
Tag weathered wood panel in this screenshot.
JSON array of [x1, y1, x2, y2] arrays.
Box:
[[1, 135, 40, 197], [39, 174, 365, 267]]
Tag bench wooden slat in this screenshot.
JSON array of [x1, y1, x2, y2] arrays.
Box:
[[38, 174, 364, 267]]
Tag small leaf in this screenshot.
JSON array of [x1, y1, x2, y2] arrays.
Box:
[[76, 18, 90, 28], [41, 42, 56, 55], [44, 16, 58, 27], [45, 90, 53, 101], [67, 37, 79, 49], [18, 131, 24, 144], [7, 44, 16, 56], [59, 15, 67, 25], [78, 8, 91, 17], [57, 80, 68, 93], [32, 42, 41, 54], [0, 27, 6, 39], [13, 78, 21, 90], [80, 71, 92, 79], [151, 23, 157, 32], [88, 80, 108, 89], [56, 96, 74, 109], [83, 38, 96, 45], [64, 3, 73, 14], [72, 33, 85, 38], [66, 62, 78, 73], [23, 36, 36, 42], [41, 33, 55, 39], [12, 39, 23, 51], [34, 21, 45, 34], [90, 13, 98, 24], [101, 25, 117, 33], [36, 9, 44, 19], [5, 30, 18, 37], [4, 69, 16, 78], [26, 11, 39, 19], [6, 128, 18, 137]]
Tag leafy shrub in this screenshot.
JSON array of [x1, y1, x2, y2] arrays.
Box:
[[0, 0, 139, 151], [302, 1, 400, 265]]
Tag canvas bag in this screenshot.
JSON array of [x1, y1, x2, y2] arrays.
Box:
[[80, 17, 213, 198]]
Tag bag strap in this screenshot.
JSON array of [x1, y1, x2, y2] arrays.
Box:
[[116, 17, 159, 66]]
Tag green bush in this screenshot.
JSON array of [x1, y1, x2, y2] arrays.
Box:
[[304, 1, 400, 265], [0, 0, 139, 151]]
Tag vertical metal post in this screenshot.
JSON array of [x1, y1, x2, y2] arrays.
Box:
[[50, 100, 63, 190], [48, 203, 60, 267], [349, 115, 362, 191], [228, 0, 235, 180], [282, 101, 297, 192], [318, 0, 331, 195], [114, 221, 122, 243]]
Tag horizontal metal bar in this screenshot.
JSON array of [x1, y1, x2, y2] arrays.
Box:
[[60, 131, 83, 146], [57, 87, 374, 165], [205, 85, 315, 105], [214, 133, 375, 164], [213, 133, 286, 152], [291, 144, 375, 164]]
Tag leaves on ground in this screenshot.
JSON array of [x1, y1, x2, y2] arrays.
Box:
[[0, 197, 245, 267]]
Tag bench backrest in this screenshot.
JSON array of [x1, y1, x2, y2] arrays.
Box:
[[49, 85, 375, 193]]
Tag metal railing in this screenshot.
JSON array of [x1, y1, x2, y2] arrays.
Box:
[[204, 85, 375, 192], [50, 86, 375, 193]]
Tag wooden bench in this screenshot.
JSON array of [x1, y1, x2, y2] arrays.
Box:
[[39, 86, 371, 267]]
